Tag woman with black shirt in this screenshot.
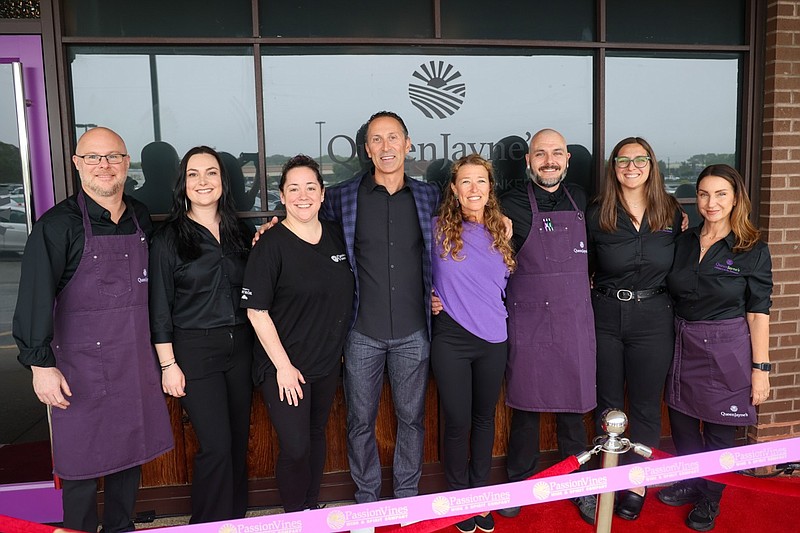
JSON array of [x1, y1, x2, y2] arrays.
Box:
[[658, 165, 772, 532], [149, 146, 253, 523], [587, 137, 682, 521], [241, 155, 354, 513]]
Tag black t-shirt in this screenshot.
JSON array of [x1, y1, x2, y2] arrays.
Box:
[[241, 220, 354, 384], [667, 226, 772, 321], [587, 203, 683, 290]]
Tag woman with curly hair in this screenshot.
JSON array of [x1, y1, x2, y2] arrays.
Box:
[[431, 153, 515, 533]]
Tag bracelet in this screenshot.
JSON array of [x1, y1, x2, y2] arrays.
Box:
[[161, 361, 177, 371]]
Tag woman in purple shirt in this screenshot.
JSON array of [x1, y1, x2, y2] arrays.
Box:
[[431, 154, 515, 533]]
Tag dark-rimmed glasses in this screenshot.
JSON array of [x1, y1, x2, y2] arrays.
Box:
[[75, 153, 128, 165]]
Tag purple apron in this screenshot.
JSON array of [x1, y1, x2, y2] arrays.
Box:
[[50, 191, 173, 480], [505, 183, 596, 412], [666, 316, 755, 426]]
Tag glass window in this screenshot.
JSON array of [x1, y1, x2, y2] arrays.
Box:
[[605, 54, 740, 228], [63, 0, 252, 37], [70, 47, 258, 215], [441, 0, 595, 41], [262, 48, 593, 200], [260, 0, 434, 38], [606, 0, 745, 45]]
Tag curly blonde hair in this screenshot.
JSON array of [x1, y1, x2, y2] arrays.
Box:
[[436, 154, 516, 272]]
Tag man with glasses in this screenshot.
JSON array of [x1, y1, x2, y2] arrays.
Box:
[[13, 127, 173, 533], [497, 128, 598, 525]]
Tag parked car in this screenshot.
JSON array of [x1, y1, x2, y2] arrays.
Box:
[[0, 205, 28, 253]]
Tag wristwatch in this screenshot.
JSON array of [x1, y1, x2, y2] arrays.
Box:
[[752, 362, 772, 372]]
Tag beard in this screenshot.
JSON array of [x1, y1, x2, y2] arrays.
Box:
[[528, 163, 568, 188]]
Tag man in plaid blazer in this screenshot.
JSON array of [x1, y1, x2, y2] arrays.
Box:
[[321, 111, 440, 521]]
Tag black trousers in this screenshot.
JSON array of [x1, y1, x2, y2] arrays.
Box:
[[431, 312, 507, 490], [592, 291, 674, 459], [261, 365, 340, 512], [506, 410, 589, 481], [174, 324, 254, 523], [61, 465, 140, 533], [668, 408, 736, 502]]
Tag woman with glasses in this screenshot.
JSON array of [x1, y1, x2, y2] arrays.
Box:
[[658, 165, 771, 532], [149, 146, 254, 523], [241, 155, 354, 513], [586, 137, 683, 521], [431, 154, 515, 533]]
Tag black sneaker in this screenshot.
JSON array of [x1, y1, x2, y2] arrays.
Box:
[[496, 506, 521, 518], [658, 480, 703, 507], [455, 516, 476, 533], [474, 512, 495, 533], [686, 498, 720, 532], [571, 495, 597, 525]]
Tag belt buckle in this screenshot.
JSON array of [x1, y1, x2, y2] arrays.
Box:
[[616, 289, 634, 301]]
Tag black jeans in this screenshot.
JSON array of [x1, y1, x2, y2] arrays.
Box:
[[174, 324, 253, 523], [431, 312, 507, 490], [669, 408, 736, 502], [592, 291, 674, 458], [61, 465, 140, 533], [506, 410, 589, 481], [261, 366, 340, 512]]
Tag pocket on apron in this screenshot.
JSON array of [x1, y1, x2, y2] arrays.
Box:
[[538, 226, 574, 263], [510, 301, 553, 345], [92, 252, 132, 297], [55, 342, 107, 399], [706, 330, 752, 392]]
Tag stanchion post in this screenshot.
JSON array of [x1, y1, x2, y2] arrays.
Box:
[[595, 409, 629, 533]]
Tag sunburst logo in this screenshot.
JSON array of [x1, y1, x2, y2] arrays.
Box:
[[326, 510, 346, 529], [719, 452, 736, 470], [533, 481, 551, 500], [432, 495, 451, 515], [218, 524, 238, 533], [628, 466, 646, 485], [408, 61, 466, 119]]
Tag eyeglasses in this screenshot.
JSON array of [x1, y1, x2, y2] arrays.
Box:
[[614, 156, 651, 169], [75, 153, 128, 165]]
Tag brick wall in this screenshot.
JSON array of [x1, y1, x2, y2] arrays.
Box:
[[754, 0, 800, 442]]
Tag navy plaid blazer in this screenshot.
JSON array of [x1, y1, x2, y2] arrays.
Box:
[[321, 170, 441, 338]]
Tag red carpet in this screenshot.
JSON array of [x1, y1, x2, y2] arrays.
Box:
[[377, 481, 798, 533]]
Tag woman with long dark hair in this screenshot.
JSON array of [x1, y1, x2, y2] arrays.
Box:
[[149, 146, 253, 523], [431, 154, 515, 533], [587, 137, 683, 521], [658, 164, 772, 532]]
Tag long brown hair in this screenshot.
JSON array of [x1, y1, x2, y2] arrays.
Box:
[[436, 154, 516, 272], [597, 137, 680, 233], [697, 164, 760, 253]]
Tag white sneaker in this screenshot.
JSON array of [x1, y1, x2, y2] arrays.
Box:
[[350, 528, 375, 533]]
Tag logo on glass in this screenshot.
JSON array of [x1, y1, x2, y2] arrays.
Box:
[[408, 61, 466, 119]]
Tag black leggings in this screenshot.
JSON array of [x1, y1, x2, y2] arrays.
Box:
[[669, 408, 736, 502], [261, 366, 340, 512], [431, 312, 507, 490]]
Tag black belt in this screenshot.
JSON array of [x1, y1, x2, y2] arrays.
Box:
[[593, 287, 666, 302]]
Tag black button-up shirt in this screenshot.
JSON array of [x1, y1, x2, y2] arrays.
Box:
[[667, 226, 772, 320], [587, 203, 683, 291], [148, 220, 250, 344], [13, 193, 153, 368], [353, 172, 425, 340], [501, 180, 588, 252]]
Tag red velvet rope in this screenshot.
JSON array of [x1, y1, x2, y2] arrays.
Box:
[[384, 456, 581, 533]]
